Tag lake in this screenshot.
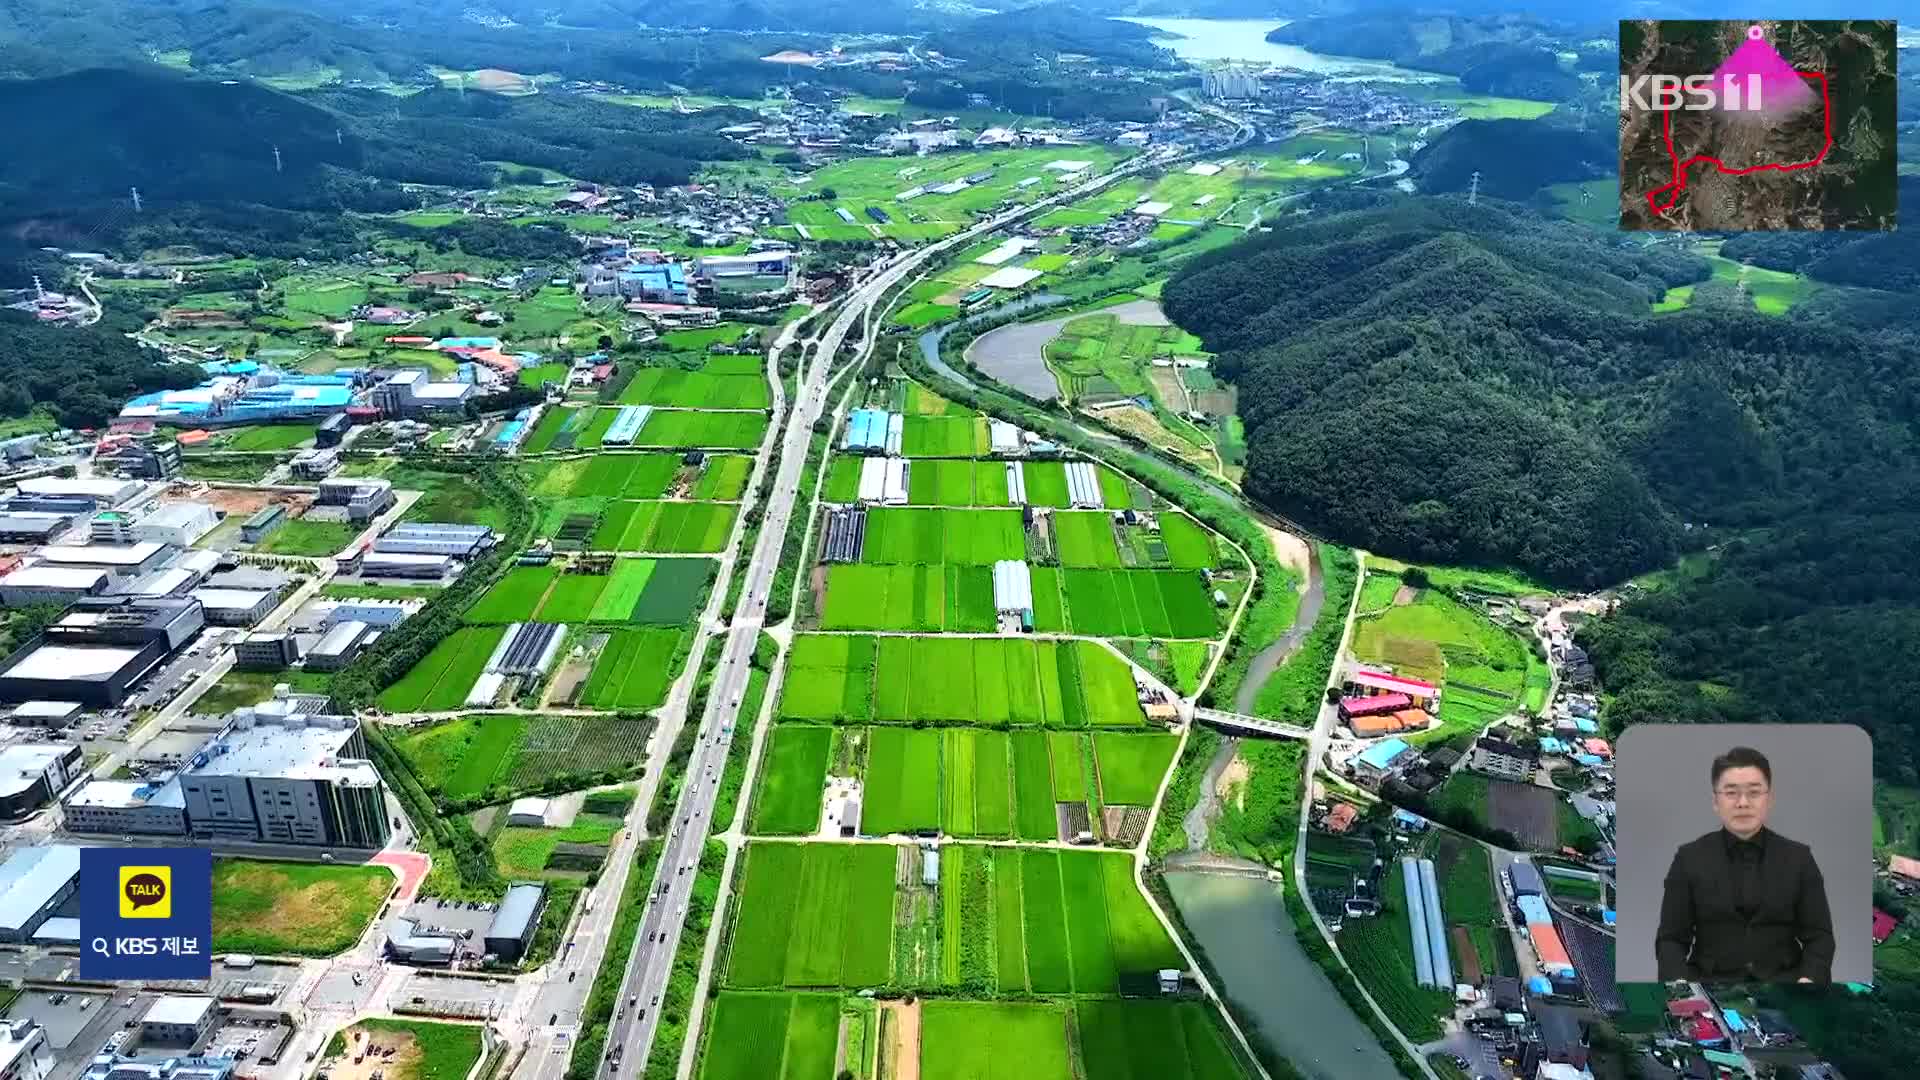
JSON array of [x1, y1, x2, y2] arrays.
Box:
[[1123, 16, 1422, 79], [1165, 871, 1401, 1080]]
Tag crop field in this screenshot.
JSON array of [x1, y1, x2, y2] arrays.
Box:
[[777, 635, 1144, 728], [524, 406, 592, 453], [1353, 589, 1528, 739], [818, 564, 995, 632], [618, 366, 770, 410], [526, 454, 681, 499], [378, 626, 506, 712], [1053, 511, 1122, 567], [580, 628, 686, 709], [905, 459, 1016, 506], [901, 415, 989, 457], [1157, 513, 1215, 569], [774, 147, 1128, 242], [394, 713, 526, 798], [211, 859, 392, 956], [1043, 313, 1208, 404], [694, 455, 753, 499], [502, 716, 654, 785], [824, 456, 862, 502], [751, 725, 833, 834], [1340, 858, 1451, 1041], [1058, 568, 1218, 638], [626, 558, 716, 622], [1091, 733, 1179, 805], [1019, 461, 1136, 510], [939, 847, 1182, 994], [635, 409, 768, 450], [464, 565, 556, 623], [1075, 1001, 1248, 1080], [590, 500, 738, 552], [859, 507, 1026, 565], [862, 728, 943, 834], [699, 992, 840, 1080], [725, 842, 897, 988], [920, 1001, 1072, 1080], [464, 558, 711, 624], [222, 424, 317, 452]]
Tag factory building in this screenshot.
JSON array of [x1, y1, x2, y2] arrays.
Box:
[[316, 477, 395, 523], [0, 597, 204, 706], [322, 599, 419, 629], [305, 621, 374, 672], [139, 996, 217, 1047], [385, 919, 456, 965], [694, 251, 792, 278], [233, 632, 301, 670], [8, 476, 142, 508], [0, 566, 110, 608], [356, 551, 454, 579], [0, 512, 74, 544], [373, 523, 496, 558], [290, 448, 341, 480], [615, 263, 690, 304], [176, 710, 390, 848], [30, 541, 174, 579], [7, 701, 81, 728], [98, 503, 217, 548], [241, 505, 286, 543], [100, 439, 183, 480], [484, 882, 546, 962], [0, 844, 81, 943], [0, 743, 82, 819], [189, 587, 280, 627], [61, 776, 190, 837], [372, 370, 477, 416]]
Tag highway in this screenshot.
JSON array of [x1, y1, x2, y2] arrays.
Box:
[[593, 151, 1173, 1079]]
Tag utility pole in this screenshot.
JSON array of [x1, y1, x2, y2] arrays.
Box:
[[273, 146, 283, 173], [336, 128, 344, 146], [1580, 187, 1593, 209], [1468, 170, 1481, 206], [130, 187, 142, 213]]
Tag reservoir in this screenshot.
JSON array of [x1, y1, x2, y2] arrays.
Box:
[[1123, 17, 1441, 82], [1165, 871, 1401, 1080]]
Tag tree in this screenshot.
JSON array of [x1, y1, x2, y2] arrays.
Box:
[[1401, 566, 1430, 588]]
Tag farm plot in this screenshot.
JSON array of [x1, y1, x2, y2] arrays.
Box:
[[1022, 462, 1137, 510], [619, 367, 771, 410], [504, 715, 655, 785], [1091, 733, 1180, 805], [725, 842, 897, 988], [779, 635, 1143, 728], [1486, 778, 1560, 850], [751, 725, 833, 835], [587, 558, 654, 621], [1339, 858, 1451, 1042], [778, 634, 877, 721], [1074, 1000, 1249, 1080], [533, 572, 610, 622], [464, 566, 556, 624], [526, 453, 683, 500], [920, 1001, 1073, 1080], [635, 409, 768, 450], [592, 500, 738, 552], [907, 459, 1013, 507], [901, 415, 988, 457], [377, 626, 506, 712], [393, 713, 525, 799], [1052, 511, 1123, 568], [1061, 568, 1218, 639], [693, 455, 753, 499], [699, 992, 841, 1080], [861, 729, 942, 835], [522, 406, 586, 453], [1157, 513, 1215, 569], [579, 628, 687, 709], [940, 847, 1180, 995], [817, 564, 994, 632], [1352, 589, 1529, 732], [860, 507, 1026, 566], [628, 558, 717, 623]]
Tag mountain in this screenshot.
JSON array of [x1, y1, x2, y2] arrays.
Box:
[[1409, 118, 1614, 199]]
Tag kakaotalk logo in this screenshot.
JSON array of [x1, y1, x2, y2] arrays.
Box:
[[119, 865, 172, 919], [1620, 25, 1819, 113]]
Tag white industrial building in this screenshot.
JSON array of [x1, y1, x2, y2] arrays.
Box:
[[133, 503, 220, 547], [31, 541, 173, 578], [175, 711, 390, 848], [358, 551, 454, 579], [373, 523, 495, 558], [0, 743, 82, 817], [507, 797, 550, 826], [322, 598, 420, 629], [978, 266, 1043, 290], [0, 1016, 53, 1080], [988, 420, 1023, 456], [10, 476, 142, 506], [61, 776, 190, 836], [139, 995, 217, 1046], [856, 457, 910, 505], [190, 588, 279, 627], [0, 565, 110, 607], [0, 844, 81, 943], [305, 620, 374, 671], [974, 238, 1039, 266]]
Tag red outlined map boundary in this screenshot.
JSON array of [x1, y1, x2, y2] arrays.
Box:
[[1643, 70, 1833, 214]]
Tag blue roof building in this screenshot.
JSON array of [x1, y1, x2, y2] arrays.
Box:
[[1355, 737, 1414, 776], [1540, 736, 1569, 755], [1527, 975, 1553, 995], [1722, 1007, 1745, 1033]]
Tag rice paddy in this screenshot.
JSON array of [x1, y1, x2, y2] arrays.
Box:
[[589, 500, 739, 552], [617, 363, 771, 410], [377, 626, 506, 712], [817, 563, 1215, 637], [580, 628, 688, 709], [463, 558, 714, 624], [725, 843, 898, 988]]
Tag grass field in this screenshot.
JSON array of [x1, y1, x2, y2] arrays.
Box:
[[196, 669, 333, 714], [377, 626, 506, 712], [332, 1019, 481, 1080], [395, 713, 656, 801], [618, 363, 771, 410], [778, 635, 1144, 728], [590, 499, 739, 552], [221, 424, 317, 452], [725, 843, 897, 988], [255, 516, 359, 556], [212, 859, 391, 956], [633, 408, 769, 450], [394, 713, 526, 798]]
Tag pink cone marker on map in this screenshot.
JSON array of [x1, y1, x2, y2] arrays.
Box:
[[1712, 25, 1816, 115]]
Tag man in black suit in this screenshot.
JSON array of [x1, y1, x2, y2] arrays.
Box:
[[1656, 746, 1834, 983]]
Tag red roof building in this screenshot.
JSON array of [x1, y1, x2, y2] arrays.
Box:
[[1687, 1016, 1725, 1045], [1667, 999, 1712, 1018], [385, 335, 433, 345], [1340, 692, 1413, 719], [1874, 908, 1898, 943], [1324, 803, 1358, 834], [1583, 738, 1612, 758], [1349, 667, 1441, 705], [591, 363, 614, 382]]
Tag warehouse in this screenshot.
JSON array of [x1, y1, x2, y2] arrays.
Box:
[[0, 843, 81, 942], [1346, 667, 1440, 709], [374, 523, 496, 558], [1339, 692, 1414, 721], [603, 405, 651, 446], [33, 541, 173, 579], [62, 777, 190, 836], [0, 643, 163, 707], [305, 621, 373, 671], [840, 409, 893, 454], [507, 797, 550, 826], [0, 743, 82, 818], [385, 918, 456, 965], [1508, 862, 1545, 898], [141, 995, 217, 1047], [177, 711, 390, 847], [126, 566, 202, 599], [484, 882, 546, 962], [0, 565, 110, 607], [989, 420, 1022, 457], [0, 512, 74, 543], [241, 505, 286, 543], [323, 598, 420, 628], [358, 551, 454, 579], [7, 701, 81, 728], [191, 588, 279, 627], [132, 503, 219, 547], [10, 476, 142, 507]]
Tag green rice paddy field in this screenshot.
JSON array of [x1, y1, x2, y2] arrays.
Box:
[[525, 453, 752, 501], [590, 500, 738, 552], [750, 725, 835, 834], [778, 635, 1145, 727], [724, 842, 897, 988], [901, 415, 989, 457], [618, 365, 770, 410], [464, 559, 715, 624], [820, 563, 1216, 638], [377, 626, 505, 712], [698, 992, 841, 1080], [579, 628, 688, 709], [821, 726, 1175, 837], [627, 409, 768, 450], [825, 458, 1140, 511]]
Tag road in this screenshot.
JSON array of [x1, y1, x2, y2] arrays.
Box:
[[589, 154, 1174, 1079]]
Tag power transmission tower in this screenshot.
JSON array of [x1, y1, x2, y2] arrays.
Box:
[[130, 187, 142, 213], [31, 276, 44, 302], [1580, 188, 1593, 209], [1468, 170, 1481, 206]]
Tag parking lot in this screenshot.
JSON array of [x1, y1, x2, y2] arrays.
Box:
[[392, 972, 507, 1020], [401, 896, 500, 939], [2, 987, 152, 1073]]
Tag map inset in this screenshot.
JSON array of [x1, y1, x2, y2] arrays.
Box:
[[1619, 19, 1897, 231]]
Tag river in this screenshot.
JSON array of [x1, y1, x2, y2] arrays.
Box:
[[1123, 16, 1436, 81], [1166, 872, 1401, 1080]]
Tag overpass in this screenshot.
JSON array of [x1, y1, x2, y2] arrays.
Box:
[[1192, 707, 1312, 740]]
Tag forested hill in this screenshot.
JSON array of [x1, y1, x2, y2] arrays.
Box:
[[1409, 118, 1613, 200], [1161, 196, 1920, 589]]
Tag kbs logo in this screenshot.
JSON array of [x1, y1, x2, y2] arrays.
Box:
[[1619, 74, 1765, 112], [118, 865, 172, 919]]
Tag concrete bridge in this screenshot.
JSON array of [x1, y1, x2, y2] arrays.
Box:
[[1162, 852, 1281, 881], [1192, 707, 1312, 740]]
